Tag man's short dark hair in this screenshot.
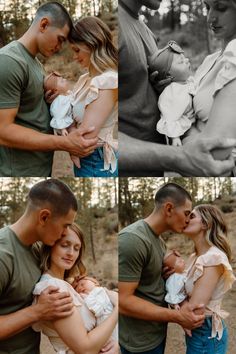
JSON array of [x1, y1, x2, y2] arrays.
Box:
[[154, 183, 192, 208], [34, 1, 73, 30], [27, 178, 78, 216]]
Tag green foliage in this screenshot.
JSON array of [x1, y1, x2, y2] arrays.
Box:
[[119, 178, 234, 226]]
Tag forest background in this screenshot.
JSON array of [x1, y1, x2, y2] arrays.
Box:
[[0, 0, 118, 176], [119, 177, 236, 354]]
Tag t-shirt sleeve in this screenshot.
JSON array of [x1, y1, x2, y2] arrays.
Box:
[[0, 54, 28, 108], [119, 232, 149, 282], [192, 249, 235, 293], [85, 71, 118, 107], [214, 39, 236, 96], [0, 257, 12, 296]]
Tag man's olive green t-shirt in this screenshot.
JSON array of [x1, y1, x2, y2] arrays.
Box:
[[0, 41, 53, 176], [119, 219, 167, 352], [0, 227, 41, 354]]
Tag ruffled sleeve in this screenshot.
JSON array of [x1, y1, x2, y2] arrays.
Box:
[[214, 39, 236, 96], [33, 276, 82, 307], [192, 247, 235, 293], [156, 81, 195, 138], [85, 70, 118, 107], [50, 94, 74, 129]]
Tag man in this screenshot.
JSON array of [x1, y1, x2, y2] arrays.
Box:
[[119, 0, 236, 176], [0, 2, 98, 176], [0, 179, 117, 354], [119, 183, 205, 354]]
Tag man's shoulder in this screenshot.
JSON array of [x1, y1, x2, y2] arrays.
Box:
[[119, 220, 151, 241], [0, 227, 14, 248], [0, 41, 28, 68]]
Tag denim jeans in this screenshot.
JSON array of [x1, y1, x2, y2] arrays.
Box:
[[186, 317, 228, 354], [73, 147, 118, 177], [120, 338, 166, 354]]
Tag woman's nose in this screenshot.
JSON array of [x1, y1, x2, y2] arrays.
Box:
[[67, 246, 74, 255], [208, 10, 218, 25]]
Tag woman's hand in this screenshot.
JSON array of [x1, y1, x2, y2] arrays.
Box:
[[99, 339, 119, 353], [44, 90, 59, 104]]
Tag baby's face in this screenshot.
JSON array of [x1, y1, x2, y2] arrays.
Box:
[[169, 53, 192, 82], [75, 279, 96, 294], [44, 74, 70, 94]]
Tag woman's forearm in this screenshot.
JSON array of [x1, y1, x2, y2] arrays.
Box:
[[79, 89, 117, 139], [201, 79, 236, 160], [54, 306, 118, 354]]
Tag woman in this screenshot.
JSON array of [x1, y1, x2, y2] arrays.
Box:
[[189, 0, 236, 164], [69, 17, 118, 177], [32, 223, 118, 354], [182, 204, 235, 354]]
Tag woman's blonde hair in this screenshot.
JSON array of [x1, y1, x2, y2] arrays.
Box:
[[195, 204, 232, 262], [69, 16, 117, 74], [36, 223, 87, 279]]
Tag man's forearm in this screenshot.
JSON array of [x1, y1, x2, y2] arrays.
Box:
[[119, 294, 179, 323], [0, 123, 67, 151], [119, 131, 179, 173], [0, 305, 39, 340]]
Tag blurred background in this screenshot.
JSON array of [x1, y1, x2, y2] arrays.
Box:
[[119, 177, 236, 354], [140, 0, 220, 72]]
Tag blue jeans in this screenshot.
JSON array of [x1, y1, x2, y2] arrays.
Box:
[[186, 317, 228, 354], [120, 338, 166, 354], [73, 147, 118, 177]]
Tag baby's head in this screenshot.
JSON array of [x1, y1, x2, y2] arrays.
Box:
[[44, 72, 70, 95], [74, 276, 100, 294], [149, 41, 191, 83], [164, 250, 185, 274]]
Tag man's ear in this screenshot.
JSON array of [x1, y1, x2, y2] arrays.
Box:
[[39, 18, 50, 33], [39, 209, 51, 225], [164, 202, 174, 217]]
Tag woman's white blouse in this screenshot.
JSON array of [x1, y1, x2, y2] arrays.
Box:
[[194, 39, 236, 130]]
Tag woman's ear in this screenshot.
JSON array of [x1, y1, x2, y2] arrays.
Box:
[[38, 209, 51, 225]]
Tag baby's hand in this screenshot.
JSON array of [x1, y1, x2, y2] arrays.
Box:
[[44, 90, 59, 104]]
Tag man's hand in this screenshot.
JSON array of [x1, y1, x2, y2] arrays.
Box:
[[66, 126, 98, 156], [34, 286, 74, 321], [99, 339, 119, 353], [180, 137, 236, 176], [176, 302, 205, 330]]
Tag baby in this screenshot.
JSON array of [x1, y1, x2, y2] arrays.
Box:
[[73, 276, 118, 341], [163, 250, 187, 309], [44, 72, 81, 168], [148, 40, 196, 146]]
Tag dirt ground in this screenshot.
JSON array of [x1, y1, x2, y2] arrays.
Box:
[[52, 151, 73, 177]]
